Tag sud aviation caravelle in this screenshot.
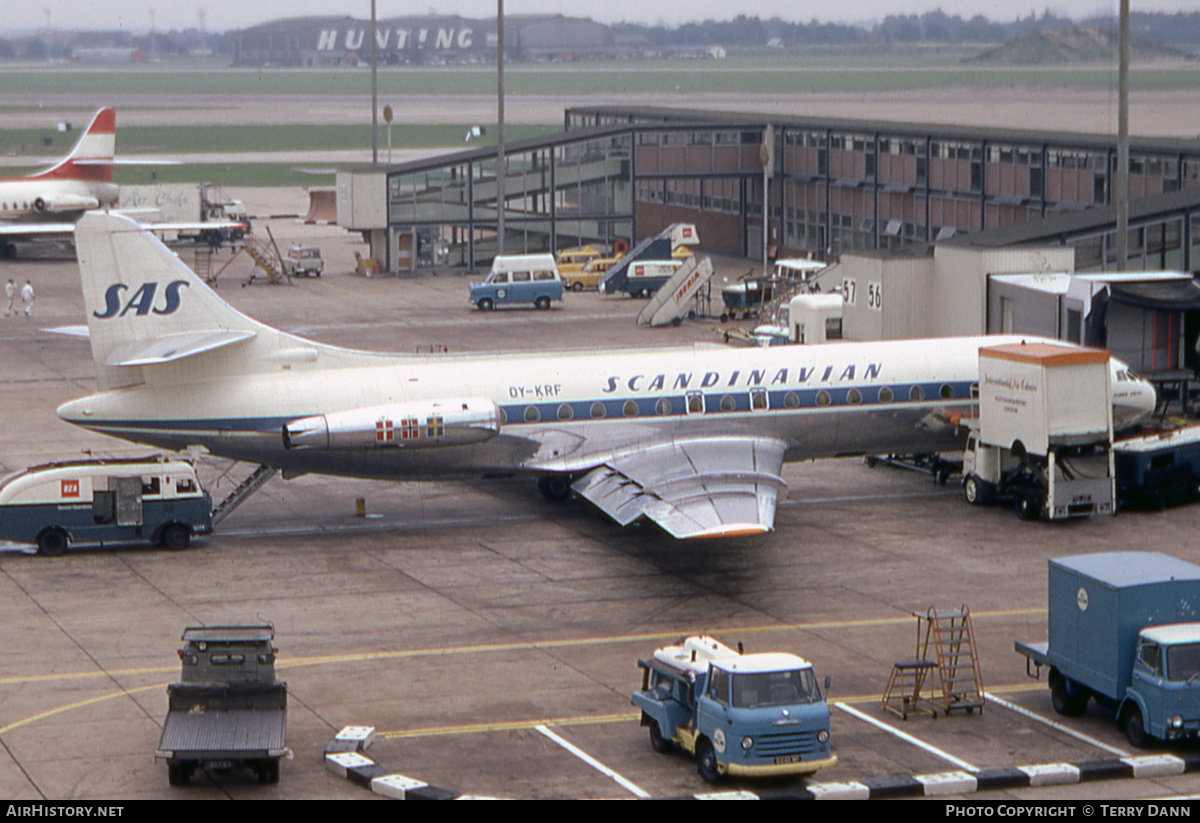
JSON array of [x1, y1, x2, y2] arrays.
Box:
[[57, 213, 1157, 539]]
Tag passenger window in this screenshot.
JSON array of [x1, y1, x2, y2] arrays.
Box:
[[512, 271, 531, 283], [686, 392, 705, 414], [750, 389, 768, 410], [490, 272, 508, 284], [708, 668, 730, 705], [142, 477, 161, 496], [534, 271, 555, 281], [176, 478, 197, 494]]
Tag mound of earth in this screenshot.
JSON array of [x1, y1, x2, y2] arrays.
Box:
[[966, 27, 1181, 64]]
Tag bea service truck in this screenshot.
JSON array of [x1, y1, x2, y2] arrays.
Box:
[[632, 635, 836, 783], [0, 456, 212, 556], [1016, 552, 1200, 747]]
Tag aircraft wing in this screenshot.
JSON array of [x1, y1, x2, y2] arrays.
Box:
[[0, 222, 77, 237], [571, 435, 788, 539]]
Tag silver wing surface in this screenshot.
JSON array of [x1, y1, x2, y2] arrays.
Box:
[[572, 435, 788, 539]]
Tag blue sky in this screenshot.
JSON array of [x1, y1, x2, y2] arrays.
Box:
[[8, 1, 1193, 35]]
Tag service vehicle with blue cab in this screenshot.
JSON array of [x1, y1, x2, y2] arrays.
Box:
[[469, 253, 563, 310], [633, 635, 836, 783], [1017, 552, 1200, 747], [0, 456, 212, 556]]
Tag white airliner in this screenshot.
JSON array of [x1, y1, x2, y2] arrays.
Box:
[[0, 108, 243, 258], [57, 213, 1158, 539], [0, 109, 119, 257]]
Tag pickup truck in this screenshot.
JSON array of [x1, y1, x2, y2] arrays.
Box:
[[1016, 552, 1200, 747], [632, 635, 835, 783], [157, 625, 289, 785]]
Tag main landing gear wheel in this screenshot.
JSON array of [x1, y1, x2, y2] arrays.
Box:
[[537, 476, 572, 501]]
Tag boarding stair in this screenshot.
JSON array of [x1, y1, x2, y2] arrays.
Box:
[[922, 605, 985, 716], [211, 464, 278, 526], [242, 231, 287, 285], [636, 256, 715, 326]]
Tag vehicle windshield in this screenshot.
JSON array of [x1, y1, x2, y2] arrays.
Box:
[[1165, 643, 1200, 682], [731, 669, 820, 708]]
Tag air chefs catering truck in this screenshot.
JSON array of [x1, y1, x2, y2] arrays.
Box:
[[633, 635, 835, 783], [1016, 552, 1200, 747], [0, 456, 212, 556]]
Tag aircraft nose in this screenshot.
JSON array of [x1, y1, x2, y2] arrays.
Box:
[[1128, 379, 1158, 425]]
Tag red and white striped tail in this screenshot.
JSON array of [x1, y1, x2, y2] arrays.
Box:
[[27, 108, 115, 183]]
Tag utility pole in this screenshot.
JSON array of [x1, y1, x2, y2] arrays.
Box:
[[371, 0, 378, 166], [496, 0, 506, 255], [1116, 0, 1129, 271]]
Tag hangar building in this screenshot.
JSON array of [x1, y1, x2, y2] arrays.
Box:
[[233, 15, 616, 66]]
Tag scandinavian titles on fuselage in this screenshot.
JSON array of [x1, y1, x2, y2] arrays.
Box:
[[601, 362, 883, 394]]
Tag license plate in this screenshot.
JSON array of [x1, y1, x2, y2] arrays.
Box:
[[773, 754, 801, 765]]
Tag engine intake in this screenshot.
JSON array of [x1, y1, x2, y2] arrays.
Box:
[[283, 397, 500, 451]]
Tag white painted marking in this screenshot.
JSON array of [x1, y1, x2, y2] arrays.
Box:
[[695, 790, 759, 800], [1123, 754, 1185, 778], [1019, 762, 1081, 786], [984, 691, 1130, 757], [371, 773, 428, 799], [535, 724, 651, 799], [916, 770, 978, 795], [834, 702, 979, 773], [325, 751, 373, 777], [806, 780, 870, 800]]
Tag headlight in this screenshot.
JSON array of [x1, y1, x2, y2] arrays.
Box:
[[741, 736, 754, 750], [1169, 714, 1184, 729], [817, 729, 830, 744]]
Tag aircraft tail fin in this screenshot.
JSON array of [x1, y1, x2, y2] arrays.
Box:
[[29, 108, 115, 183], [74, 211, 275, 390]]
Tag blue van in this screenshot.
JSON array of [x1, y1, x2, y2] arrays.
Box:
[[469, 253, 563, 310], [0, 456, 213, 556]]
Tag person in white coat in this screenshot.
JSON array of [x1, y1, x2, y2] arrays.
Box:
[[20, 280, 34, 317], [4, 279, 14, 316]]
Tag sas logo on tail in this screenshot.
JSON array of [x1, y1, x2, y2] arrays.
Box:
[[93, 280, 188, 319]]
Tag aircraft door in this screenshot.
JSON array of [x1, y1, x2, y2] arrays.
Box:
[[113, 476, 143, 527]]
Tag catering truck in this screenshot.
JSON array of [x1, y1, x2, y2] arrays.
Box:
[[961, 343, 1115, 520], [0, 456, 212, 556], [1016, 552, 1200, 747], [157, 625, 289, 786], [632, 635, 836, 783]]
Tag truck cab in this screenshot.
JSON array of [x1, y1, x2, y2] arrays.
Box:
[[633, 636, 835, 783], [469, 253, 563, 310], [1127, 623, 1200, 745]]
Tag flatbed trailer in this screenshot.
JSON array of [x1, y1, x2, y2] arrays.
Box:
[[156, 625, 289, 786]]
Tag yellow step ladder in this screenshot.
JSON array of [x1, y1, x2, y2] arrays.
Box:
[[922, 605, 985, 716]]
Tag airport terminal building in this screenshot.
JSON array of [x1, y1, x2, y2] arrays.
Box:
[[339, 105, 1200, 275]]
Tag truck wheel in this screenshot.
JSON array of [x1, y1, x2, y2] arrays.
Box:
[[648, 719, 673, 754], [1015, 491, 1041, 521], [1124, 705, 1148, 748], [1049, 673, 1087, 716], [160, 524, 190, 551], [571, 281, 583, 292], [167, 762, 193, 786], [37, 529, 68, 557], [696, 739, 721, 784], [963, 476, 984, 505], [535, 296, 551, 310], [478, 298, 494, 311]]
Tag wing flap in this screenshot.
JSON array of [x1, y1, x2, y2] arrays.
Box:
[[572, 436, 788, 539]]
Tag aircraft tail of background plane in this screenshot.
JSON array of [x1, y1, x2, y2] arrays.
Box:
[[74, 211, 276, 391], [27, 108, 115, 183]]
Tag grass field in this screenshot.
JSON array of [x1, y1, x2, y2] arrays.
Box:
[[0, 123, 559, 158], [1, 56, 1197, 99]]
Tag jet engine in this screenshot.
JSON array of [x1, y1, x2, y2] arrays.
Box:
[[282, 397, 501, 451], [33, 194, 101, 214]]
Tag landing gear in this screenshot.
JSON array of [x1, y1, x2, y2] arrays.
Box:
[[538, 475, 572, 501]]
